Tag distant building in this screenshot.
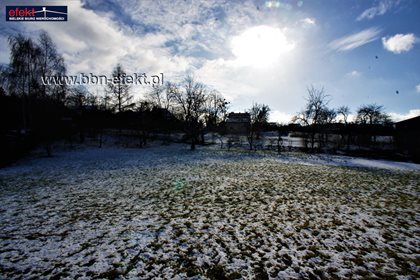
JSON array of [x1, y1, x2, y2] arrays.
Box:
[[395, 115, 420, 162], [226, 112, 250, 134]]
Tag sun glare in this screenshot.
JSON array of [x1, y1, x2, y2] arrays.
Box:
[[231, 25, 295, 68]]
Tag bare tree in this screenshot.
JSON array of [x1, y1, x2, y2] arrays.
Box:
[[37, 31, 66, 101], [320, 108, 337, 124], [355, 104, 391, 145], [3, 32, 69, 157], [337, 106, 350, 125], [6, 32, 66, 100], [203, 90, 229, 144], [66, 86, 97, 143], [292, 86, 330, 151], [147, 83, 174, 111], [247, 103, 270, 150], [136, 101, 153, 148], [356, 104, 390, 125], [171, 76, 208, 150], [144, 83, 178, 144], [7, 34, 40, 98], [66, 85, 96, 109], [0, 65, 10, 95], [337, 105, 351, 151], [319, 107, 336, 147], [99, 89, 112, 111], [106, 64, 134, 112], [204, 90, 229, 128]]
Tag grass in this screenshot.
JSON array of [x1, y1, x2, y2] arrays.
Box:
[[0, 147, 419, 279]]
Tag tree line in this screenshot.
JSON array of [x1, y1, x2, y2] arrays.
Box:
[[0, 32, 232, 163], [0, 31, 396, 165], [291, 86, 392, 152]]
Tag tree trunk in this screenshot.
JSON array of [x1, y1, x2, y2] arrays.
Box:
[[191, 138, 196, 150], [98, 127, 103, 148], [45, 143, 52, 157], [277, 132, 282, 155], [248, 131, 254, 150], [346, 130, 351, 152], [325, 132, 329, 147], [200, 132, 205, 145], [79, 127, 85, 143], [311, 129, 315, 152]]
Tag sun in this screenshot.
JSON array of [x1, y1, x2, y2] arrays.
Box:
[[231, 25, 295, 68]]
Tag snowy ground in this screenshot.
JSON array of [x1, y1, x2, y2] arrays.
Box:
[[0, 144, 419, 279]]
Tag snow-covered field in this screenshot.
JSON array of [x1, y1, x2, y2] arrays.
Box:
[[0, 145, 419, 279]]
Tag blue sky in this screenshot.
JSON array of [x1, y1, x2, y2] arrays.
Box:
[[1, 0, 419, 122]]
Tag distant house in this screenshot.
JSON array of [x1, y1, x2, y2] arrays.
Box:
[[226, 112, 250, 134], [395, 115, 420, 162]]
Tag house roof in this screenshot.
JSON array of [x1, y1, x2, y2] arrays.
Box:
[[226, 112, 250, 123], [396, 115, 420, 130]]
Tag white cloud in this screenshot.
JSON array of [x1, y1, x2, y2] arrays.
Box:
[[23, 1, 194, 89], [195, 58, 261, 101], [0, 0, 311, 113], [416, 84, 420, 93], [301, 17, 316, 26], [357, 0, 396, 21], [346, 70, 361, 77], [0, 36, 9, 64], [329, 27, 381, 51], [270, 110, 294, 124], [389, 109, 420, 122], [382, 33, 417, 54], [113, 0, 261, 59], [195, 52, 304, 114]]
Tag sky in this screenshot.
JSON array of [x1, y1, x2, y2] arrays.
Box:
[[1, 0, 419, 123]]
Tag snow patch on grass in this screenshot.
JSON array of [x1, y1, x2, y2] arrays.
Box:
[[0, 145, 419, 279]]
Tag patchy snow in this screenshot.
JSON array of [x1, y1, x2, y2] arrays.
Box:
[[341, 157, 420, 171], [0, 145, 419, 279], [279, 152, 420, 171]]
